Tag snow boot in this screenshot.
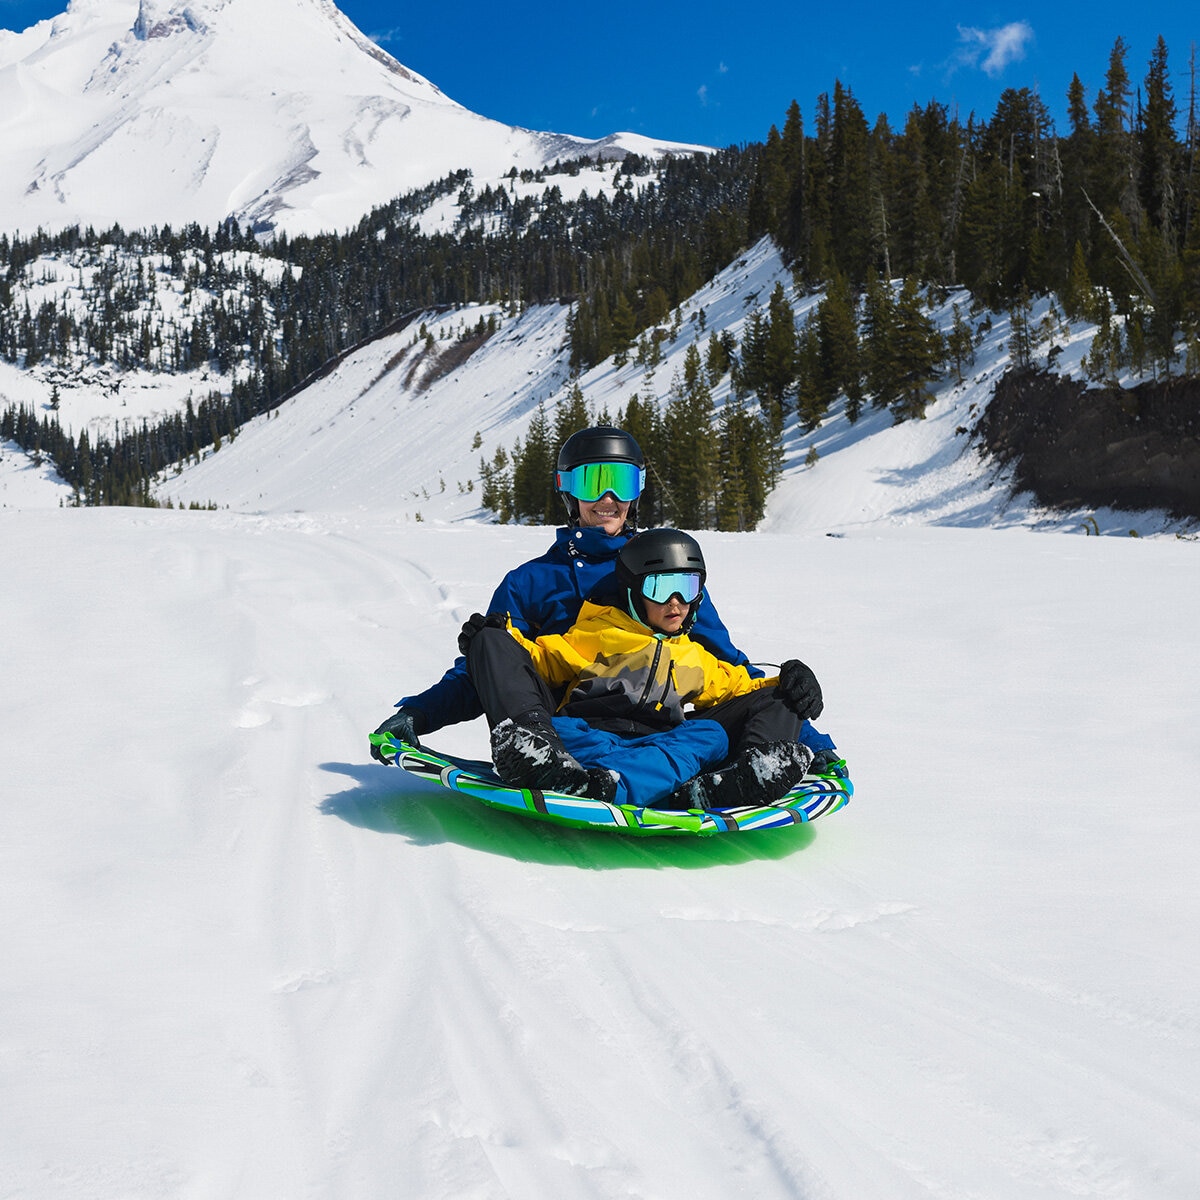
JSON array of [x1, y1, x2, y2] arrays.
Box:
[[664, 741, 814, 811], [491, 710, 605, 798]]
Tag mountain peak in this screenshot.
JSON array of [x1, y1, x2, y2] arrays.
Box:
[[2, 0, 706, 238], [132, 1, 208, 40]]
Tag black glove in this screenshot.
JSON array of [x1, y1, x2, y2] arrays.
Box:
[[370, 707, 423, 760], [777, 659, 824, 720], [458, 611, 508, 657]]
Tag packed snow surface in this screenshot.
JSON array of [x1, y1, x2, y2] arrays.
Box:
[[3, 508, 1197, 1199]]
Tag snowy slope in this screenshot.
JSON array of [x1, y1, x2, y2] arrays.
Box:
[[2, 507, 1198, 1199], [6, 234, 1196, 536], [0, 0, 708, 237], [146, 237, 1195, 537], [0, 437, 75, 506]]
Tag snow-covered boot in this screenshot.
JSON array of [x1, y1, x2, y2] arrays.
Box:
[[583, 768, 619, 804], [665, 741, 813, 811], [491, 710, 594, 796]]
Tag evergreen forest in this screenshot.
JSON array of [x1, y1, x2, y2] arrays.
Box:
[[3, 34, 1199, 523]]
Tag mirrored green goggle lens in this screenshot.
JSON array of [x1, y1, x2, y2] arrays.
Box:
[[556, 461, 645, 502], [641, 571, 703, 605]]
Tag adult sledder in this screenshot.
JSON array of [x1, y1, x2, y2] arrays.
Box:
[[369, 426, 848, 829]]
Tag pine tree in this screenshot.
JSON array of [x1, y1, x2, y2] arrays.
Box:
[[664, 345, 718, 527], [860, 268, 897, 408], [1058, 72, 1096, 288], [1083, 291, 1125, 381], [778, 101, 808, 264], [1062, 241, 1096, 320], [1092, 35, 1140, 290], [712, 394, 778, 531], [956, 157, 1010, 307], [814, 270, 862, 422], [1007, 285, 1036, 370], [945, 303, 976, 383], [610, 292, 636, 366], [804, 92, 835, 281], [891, 108, 931, 280], [619, 392, 667, 527], [794, 316, 823, 430], [704, 329, 734, 386], [747, 126, 788, 241], [553, 382, 591, 454], [511, 402, 555, 522], [885, 277, 945, 420], [715, 397, 751, 532], [766, 282, 799, 417], [479, 447, 512, 522], [828, 81, 875, 284], [593, 292, 614, 364], [1138, 36, 1180, 243], [1140, 224, 1185, 374]]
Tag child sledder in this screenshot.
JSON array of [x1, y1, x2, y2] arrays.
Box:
[[457, 528, 825, 811]]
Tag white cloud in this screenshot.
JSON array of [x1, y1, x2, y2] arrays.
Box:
[[955, 21, 1034, 78], [698, 84, 709, 107], [367, 27, 403, 47]]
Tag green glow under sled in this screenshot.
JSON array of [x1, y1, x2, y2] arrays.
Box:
[[370, 733, 852, 836]]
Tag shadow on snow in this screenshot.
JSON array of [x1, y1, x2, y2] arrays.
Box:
[[317, 760, 818, 869]]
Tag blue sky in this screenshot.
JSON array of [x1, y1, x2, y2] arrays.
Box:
[[2, 1, 1195, 147]]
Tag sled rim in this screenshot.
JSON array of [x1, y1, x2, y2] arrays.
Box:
[[370, 733, 851, 837]]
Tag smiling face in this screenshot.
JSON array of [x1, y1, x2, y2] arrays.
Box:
[[575, 495, 631, 536], [641, 594, 690, 635]]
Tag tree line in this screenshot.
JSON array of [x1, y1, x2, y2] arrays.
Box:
[[747, 35, 1200, 371]]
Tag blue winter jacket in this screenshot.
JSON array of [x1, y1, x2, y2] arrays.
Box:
[[397, 524, 835, 751]]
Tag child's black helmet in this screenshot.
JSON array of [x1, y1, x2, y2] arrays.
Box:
[[615, 528, 706, 633], [554, 426, 645, 528]]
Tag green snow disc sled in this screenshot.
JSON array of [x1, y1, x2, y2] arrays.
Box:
[[370, 733, 852, 837]]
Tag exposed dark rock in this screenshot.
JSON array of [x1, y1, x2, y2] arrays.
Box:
[[976, 368, 1200, 517]]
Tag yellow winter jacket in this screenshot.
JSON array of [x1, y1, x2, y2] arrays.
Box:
[[508, 601, 776, 732]]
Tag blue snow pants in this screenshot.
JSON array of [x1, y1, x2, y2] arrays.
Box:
[[553, 716, 730, 809]]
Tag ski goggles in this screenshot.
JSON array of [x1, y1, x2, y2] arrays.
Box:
[[641, 571, 704, 605], [555, 460, 645, 502]]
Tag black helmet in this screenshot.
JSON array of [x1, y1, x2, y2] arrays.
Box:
[[615, 528, 706, 633], [554, 426, 645, 528]]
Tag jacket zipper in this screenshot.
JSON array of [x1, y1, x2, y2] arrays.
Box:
[[634, 640, 664, 714]]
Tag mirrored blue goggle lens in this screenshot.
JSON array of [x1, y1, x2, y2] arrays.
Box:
[[641, 571, 703, 605], [556, 461, 645, 502]]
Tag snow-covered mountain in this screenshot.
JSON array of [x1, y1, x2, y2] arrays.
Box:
[[0, 0, 708, 237]]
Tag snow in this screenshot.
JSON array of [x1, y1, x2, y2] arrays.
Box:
[[144, 237, 1196, 538], [0, 436, 74, 506], [3, 507, 1198, 1199], [0, 0, 709, 237], [4, 234, 1200, 1197]]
